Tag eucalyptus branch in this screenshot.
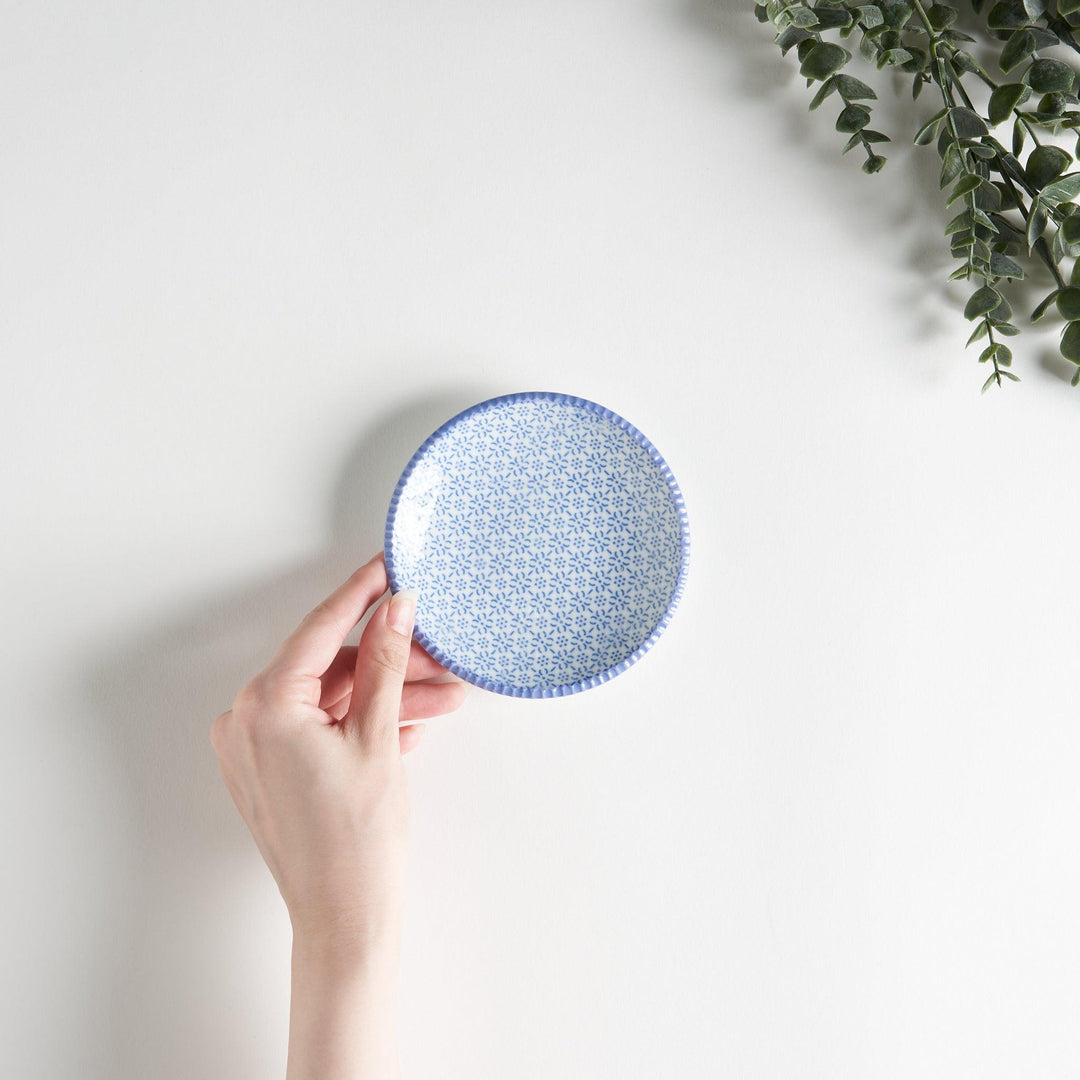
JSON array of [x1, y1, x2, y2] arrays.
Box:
[[757, 0, 1080, 389]]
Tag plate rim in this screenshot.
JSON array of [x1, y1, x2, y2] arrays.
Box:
[[383, 390, 691, 698]]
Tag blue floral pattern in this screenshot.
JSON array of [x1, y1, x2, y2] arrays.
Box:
[[384, 392, 690, 697]]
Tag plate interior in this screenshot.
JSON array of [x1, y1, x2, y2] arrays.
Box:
[[386, 395, 686, 695]]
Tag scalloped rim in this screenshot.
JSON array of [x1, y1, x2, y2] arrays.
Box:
[[383, 391, 691, 698]]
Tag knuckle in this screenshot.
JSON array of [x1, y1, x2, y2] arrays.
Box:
[[209, 710, 231, 752], [234, 675, 270, 714], [307, 599, 335, 625], [369, 640, 407, 678]]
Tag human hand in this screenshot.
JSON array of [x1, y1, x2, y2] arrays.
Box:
[[210, 555, 467, 1079], [210, 553, 466, 944]]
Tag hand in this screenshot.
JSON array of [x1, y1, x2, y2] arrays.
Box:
[[210, 554, 468, 1078]]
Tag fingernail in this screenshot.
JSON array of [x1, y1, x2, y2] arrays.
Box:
[[387, 589, 419, 635]]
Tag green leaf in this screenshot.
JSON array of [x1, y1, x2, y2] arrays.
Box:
[[813, 5, 853, 30], [967, 321, 990, 345], [789, 5, 821, 27], [997, 344, 1014, 366], [1031, 290, 1059, 320], [1031, 27, 1060, 49], [1061, 0, 1080, 13], [901, 47, 927, 73], [1057, 286, 1080, 320], [856, 3, 885, 27], [1026, 145, 1072, 186], [1013, 116, 1026, 155], [1000, 370, 1021, 381], [979, 343, 1000, 363], [862, 153, 887, 173], [834, 73, 877, 100], [1062, 214, 1080, 256], [965, 286, 1003, 319], [947, 174, 983, 205], [1061, 320, 1080, 363], [945, 209, 974, 234], [1038, 93, 1066, 117], [1000, 29, 1036, 74], [995, 322, 1021, 336], [1023, 0, 1048, 15], [988, 83, 1030, 125], [981, 371, 1000, 393], [914, 108, 948, 145], [879, 48, 913, 68], [837, 104, 872, 132], [927, 2, 958, 27], [879, 0, 913, 27], [950, 107, 989, 138], [861, 129, 891, 144], [974, 184, 1002, 212], [1026, 203, 1048, 251], [1071, 367, 1080, 385], [949, 264, 972, 281], [809, 77, 838, 110], [800, 41, 851, 81], [941, 145, 963, 187], [1026, 58, 1077, 95], [987, 0, 1028, 28], [778, 26, 813, 55], [1040, 173, 1080, 203], [990, 251, 1025, 278]]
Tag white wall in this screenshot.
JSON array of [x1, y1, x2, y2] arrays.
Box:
[[3, 2, 1079, 1077]]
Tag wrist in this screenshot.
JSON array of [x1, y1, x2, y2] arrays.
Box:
[[291, 913, 401, 971], [288, 920, 401, 1080]]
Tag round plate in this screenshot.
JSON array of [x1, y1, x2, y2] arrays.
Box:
[[384, 392, 690, 697]]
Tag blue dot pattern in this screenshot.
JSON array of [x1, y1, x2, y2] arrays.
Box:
[[385, 393, 689, 697]]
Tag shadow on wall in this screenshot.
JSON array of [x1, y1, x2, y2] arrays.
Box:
[[82, 387, 485, 1080]]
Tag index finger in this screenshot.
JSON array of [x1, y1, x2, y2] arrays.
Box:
[[268, 555, 389, 679]]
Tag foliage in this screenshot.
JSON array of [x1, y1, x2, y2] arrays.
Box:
[[755, 0, 1080, 390]]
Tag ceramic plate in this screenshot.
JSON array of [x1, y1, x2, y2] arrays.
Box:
[[384, 392, 690, 697]]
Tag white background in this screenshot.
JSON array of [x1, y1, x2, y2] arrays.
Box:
[[3, 1, 1080, 1077]]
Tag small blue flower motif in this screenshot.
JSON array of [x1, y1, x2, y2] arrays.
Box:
[[564, 470, 591, 496], [466, 490, 494, 518], [386, 393, 687, 695], [460, 530, 492, 562], [547, 567, 573, 594], [567, 545, 594, 576], [521, 548, 550, 578], [488, 549, 513, 577], [505, 530, 533, 558], [565, 587, 596, 617]]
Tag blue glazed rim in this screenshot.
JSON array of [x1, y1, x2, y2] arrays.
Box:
[[384, 391, 691, 698]]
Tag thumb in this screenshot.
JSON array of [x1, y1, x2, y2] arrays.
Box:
[[346, 589, 418, 751]]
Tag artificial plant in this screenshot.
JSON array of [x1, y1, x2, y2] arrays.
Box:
[[757, 0, 1080, 390]]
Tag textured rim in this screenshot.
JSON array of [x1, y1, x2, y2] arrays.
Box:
[[384, 391, 691, 698]]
